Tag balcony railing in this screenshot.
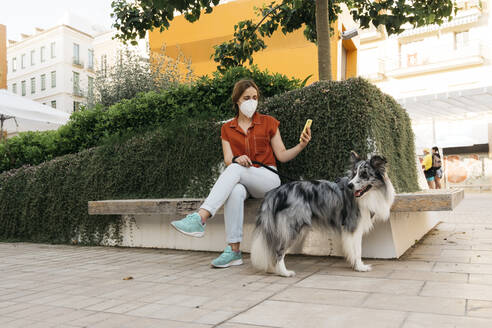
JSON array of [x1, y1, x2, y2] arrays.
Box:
[[382, 41, 483, 77], [73, 88, 84, 97], [72, 57, 84, 68]]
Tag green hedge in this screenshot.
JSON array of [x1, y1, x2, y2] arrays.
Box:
[[0, 120, 222, 244], [0, 66, 302, 173], [0, 78, 418, 244], [263, 78, 419, 192]]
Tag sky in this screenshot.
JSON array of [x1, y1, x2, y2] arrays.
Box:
[[0, 0, 115, 40]]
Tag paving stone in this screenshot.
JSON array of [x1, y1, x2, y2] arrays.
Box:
[[103, 301, 148, 314], [317, 266, 393, 278], [362, 293, 466, 315], [195, 310, 236, 325], [434, 262, 492, 274], [467, 299, 492, 318], [420, 281, 492, 301], [42, 308, 96, 325], [272, 287, 368, 307], [229, 300, 406, 328], [332, 260, 435, 272], [0, 318, 56, 328], [217, 324, 273, 328], [387, 270, 468, 283], [83, 299, 126, 311], [296, 274, 424, 295], [402, 312, 492, 328], [469, 273, 492, 285], [112, 317, 212, 328], [69, 312, 119, 327]]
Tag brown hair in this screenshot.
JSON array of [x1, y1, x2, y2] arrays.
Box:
[[231, 79, 260, 116]]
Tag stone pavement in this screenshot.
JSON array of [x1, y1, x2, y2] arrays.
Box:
[[0, 193, 491, 328]]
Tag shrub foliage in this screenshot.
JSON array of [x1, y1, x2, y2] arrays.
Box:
[[0, 78, 418, 244], [0, 66, 302, 173]]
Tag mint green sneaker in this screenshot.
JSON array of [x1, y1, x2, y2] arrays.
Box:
[[171, 213, 205, 237], [211, 246, 243, 268]]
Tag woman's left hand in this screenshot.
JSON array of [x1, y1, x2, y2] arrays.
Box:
[[300, 126, 311, 148]]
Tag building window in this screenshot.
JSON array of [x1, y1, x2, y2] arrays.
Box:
[[21, 80, 26, 96], [31, 77, 36, 94], [12, 83, 17, 94], [455, 31, 470, 49], [12, 57, 17, 72], [41, 74, 46, 91], [30, 50, 35, 66], [100, 54, 107, 75], [88, 76, 94, 99], [40, 46, 46, 63], [21, 54, 26, 69], [73, 71, 80, 95], [51, 71, 56, 88], [400, 40, 424, 67], [73, 101, 81, 112], [50, 42, 56, 58], [73, 43, 80, 65], [88, 49, 94, 70], [51, 100, 56, 109]]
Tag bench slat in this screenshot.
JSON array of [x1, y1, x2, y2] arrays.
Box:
[[88, 189, 464, 215]]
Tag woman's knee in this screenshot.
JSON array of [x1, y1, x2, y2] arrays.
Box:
[[230, 184, 248, 200]]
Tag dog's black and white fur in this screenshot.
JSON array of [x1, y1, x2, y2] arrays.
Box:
[[251, 151, 395, 276]]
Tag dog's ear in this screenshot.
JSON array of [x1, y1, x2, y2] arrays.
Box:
[[370, 155, 387, 174], [350, 151, 361, 164]]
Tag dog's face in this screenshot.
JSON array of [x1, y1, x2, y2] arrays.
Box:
[[348, 151, 387, 198]]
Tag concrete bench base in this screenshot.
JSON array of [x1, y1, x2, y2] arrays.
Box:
[[93, 189, 464, 259], [108, 210, 439, 259]]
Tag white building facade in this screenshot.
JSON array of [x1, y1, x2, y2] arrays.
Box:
[[6, 11, 149, 115], [358, 0, 492, 188], [359, 0, 491, 148], [93, 29, 149, 72], [7, 25, 96, 114]]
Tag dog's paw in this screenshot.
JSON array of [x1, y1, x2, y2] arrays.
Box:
[[354, 263, 372, 272], [279, 270, 296, 277]]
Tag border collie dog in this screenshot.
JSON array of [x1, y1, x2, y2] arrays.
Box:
[[251, 151, 395, 276]]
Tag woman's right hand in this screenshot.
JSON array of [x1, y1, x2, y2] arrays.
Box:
[[234, 155, 253, 167]]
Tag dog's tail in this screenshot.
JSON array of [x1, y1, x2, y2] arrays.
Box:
[[251, 227, 275, 272], [251, 202, 277, 272]]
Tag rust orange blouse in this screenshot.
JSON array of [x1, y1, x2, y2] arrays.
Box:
[[221, 112, 280, 168]]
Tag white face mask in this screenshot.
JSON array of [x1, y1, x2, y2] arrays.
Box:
[[239, 99, 258, 118]]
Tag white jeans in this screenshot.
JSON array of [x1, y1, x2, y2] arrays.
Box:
[[200, 163, 281, 243]]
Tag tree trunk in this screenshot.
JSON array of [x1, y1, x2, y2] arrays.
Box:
[[315, 0, 332, 81]]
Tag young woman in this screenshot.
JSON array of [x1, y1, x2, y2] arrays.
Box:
[[171, 79, 312, 268], [432, 146, 442, 189], [422, 148, 436, 189]]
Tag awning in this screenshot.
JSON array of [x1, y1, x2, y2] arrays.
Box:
[[0, 89, 70, 135], [397, 85, 492, 122]]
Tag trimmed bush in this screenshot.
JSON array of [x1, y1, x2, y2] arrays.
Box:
[[263, 78, 419, 193], [0, 78, 418, 244], [0, 120, 222, 244], [0, 65, 302, 173]]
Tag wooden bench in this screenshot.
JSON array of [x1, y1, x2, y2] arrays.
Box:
[[89, 189, 464, 259]]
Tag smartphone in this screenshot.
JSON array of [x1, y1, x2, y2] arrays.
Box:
[[300, 119, 312, 142]]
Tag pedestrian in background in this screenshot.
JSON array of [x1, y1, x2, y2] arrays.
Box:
[[422, 148, 435, 189], [432, 146, 443, 189]]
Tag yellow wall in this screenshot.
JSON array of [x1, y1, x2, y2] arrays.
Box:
[[149, 0, 357, 82], [0, 24, 7, 89]]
